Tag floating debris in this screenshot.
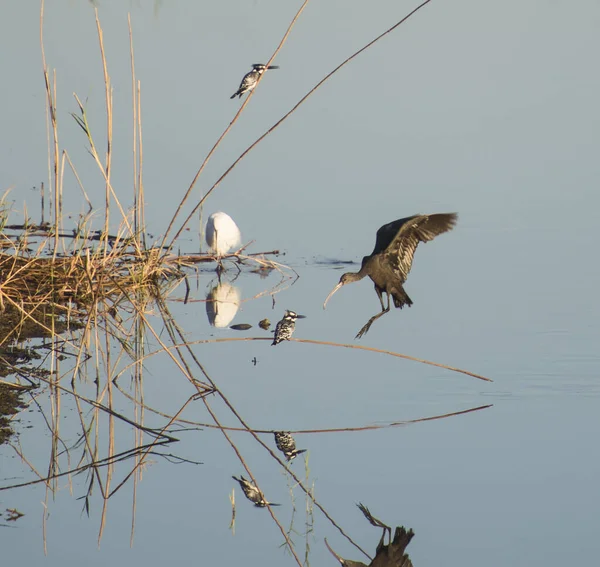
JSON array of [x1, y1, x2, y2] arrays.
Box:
[[258, 318, 271, 330], [1, 508, 25, 523], [230, 323, 252, 331], [251, 265, 275, 278]]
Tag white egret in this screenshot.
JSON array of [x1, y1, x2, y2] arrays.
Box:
[[205, 212, 241, 273]]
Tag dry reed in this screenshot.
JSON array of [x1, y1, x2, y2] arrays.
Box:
[[1, 3, 491, 565]]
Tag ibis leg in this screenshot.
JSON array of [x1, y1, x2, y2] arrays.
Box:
[[376, 285, 387, 312], [356, 290, 391, 339], [355, 308, 389, 339]]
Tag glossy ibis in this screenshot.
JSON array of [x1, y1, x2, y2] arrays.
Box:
[[323, 213, 457, 338], [325, 527, 414, 567], [271, 310, 306, 345], [274, 431, 307, 461], [357, 502, 392, 543], [232, 475, 280, 507], [325, 503, 414, 567], [230, 64, 279, 99]]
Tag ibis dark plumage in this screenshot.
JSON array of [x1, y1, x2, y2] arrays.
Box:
[[325, 503, 414, 567], [357, 502, 392, 543], [325, 527, 414, 567], [323, 213, 458, 338]]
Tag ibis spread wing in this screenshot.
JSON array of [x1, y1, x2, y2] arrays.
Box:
[[383, 213, 457, 280], [371, 215, 420, 256]]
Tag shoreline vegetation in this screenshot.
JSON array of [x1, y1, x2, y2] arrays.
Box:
[[1, 2, 490, 565]]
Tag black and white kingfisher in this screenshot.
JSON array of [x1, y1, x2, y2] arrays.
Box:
[[271, 310, 305, 346], [230, 64, 279, 99], [274, 431, 307, 462], [232, 475, 280, 507]]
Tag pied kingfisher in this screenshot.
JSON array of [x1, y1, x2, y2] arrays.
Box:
[[274, 431, 307, 462], [271, 310, 305, 346], [230, 64, 279, 99], [232, 475, 280, 507]]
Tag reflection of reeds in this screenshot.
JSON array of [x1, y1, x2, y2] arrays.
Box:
[[182, 336, 493, 382], [2, 0, 475, 563]]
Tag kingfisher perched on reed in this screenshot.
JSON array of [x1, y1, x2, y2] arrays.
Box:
[[271, 310, 305, 346], [232, 475, 280, 508], [230, 64, 279, 99], [274, 431, 307, 461]]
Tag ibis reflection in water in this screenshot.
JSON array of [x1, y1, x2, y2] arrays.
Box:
[[323, 213, 458, 339], [325, 503, 415, 567], [205, 282, 241, 328], [205, 212, 241, 273], [230, 64, 279, 99], [271, 310, 306, 346]]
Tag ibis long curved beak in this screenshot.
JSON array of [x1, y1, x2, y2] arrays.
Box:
[[324, 538, 346, 565], [323, 282, 343, 309]]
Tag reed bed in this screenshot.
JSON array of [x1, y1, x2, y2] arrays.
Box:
[[0, 247, 172, 306], [0, 2, 489, 565]]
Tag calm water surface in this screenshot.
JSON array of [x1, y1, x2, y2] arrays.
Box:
[[1, 1, 599, 566]]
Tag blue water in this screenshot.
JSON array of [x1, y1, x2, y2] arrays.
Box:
[[1, 1, 599, 566]]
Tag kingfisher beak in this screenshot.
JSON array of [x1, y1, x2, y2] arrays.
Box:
[[323, 282, 343, 309], [266, 65, 280, 69], [295, 314, 307, 319]]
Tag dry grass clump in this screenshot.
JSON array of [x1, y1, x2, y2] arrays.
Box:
[[0, 3, 491, 561], [0, 248, 173, 307], [0, 216, 184, 349]]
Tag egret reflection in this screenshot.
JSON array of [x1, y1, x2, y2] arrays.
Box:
[[205, 282, 241, 328]]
